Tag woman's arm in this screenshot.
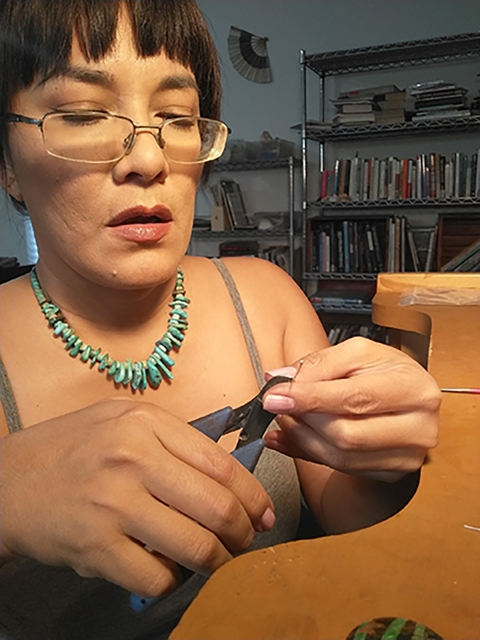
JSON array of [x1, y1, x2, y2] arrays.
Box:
[[234, 259, 440, 534]]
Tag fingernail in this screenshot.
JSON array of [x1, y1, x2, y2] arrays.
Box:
[[259, 507, 276, 532], [265, 366, 297, 380], [263, 394, 296, 413]]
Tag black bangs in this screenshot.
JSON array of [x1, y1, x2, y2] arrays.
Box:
[[0, 0, 219, 112], [0, 0, 221, 178]]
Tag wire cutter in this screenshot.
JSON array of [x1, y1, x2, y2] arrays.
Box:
[[130, 374, 293, 612]]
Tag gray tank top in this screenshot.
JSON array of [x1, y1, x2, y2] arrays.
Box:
[[0, 259, 301, 640]]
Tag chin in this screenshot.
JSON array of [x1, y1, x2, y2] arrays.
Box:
[[70, 250, 182, 290]]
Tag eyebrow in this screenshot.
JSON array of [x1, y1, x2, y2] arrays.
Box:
[[38, 66, 200, 95]]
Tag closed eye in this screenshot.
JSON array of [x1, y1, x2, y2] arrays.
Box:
[[55, 110, 109, 127]]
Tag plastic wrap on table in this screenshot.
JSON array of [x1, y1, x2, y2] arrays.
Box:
[[398, 286, 480, 306]]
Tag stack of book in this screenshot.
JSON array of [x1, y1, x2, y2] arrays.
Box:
[[309, 217, 438, 274], [319, 150, 480, 202], [409, 81, 470, 122], [219, 240, 259, 257], [331, 84, 402, 127], [375, 90, 406, 124], [310, 219, 386, 274], [309, 279, 376, 309], [331, 97, 376, 126]]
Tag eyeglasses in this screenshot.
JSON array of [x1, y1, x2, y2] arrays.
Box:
[[5, 110, 229, 164]]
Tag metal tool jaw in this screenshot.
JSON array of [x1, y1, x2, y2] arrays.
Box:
[[189, 374, 293, 470], [130, 374, 293, 612]]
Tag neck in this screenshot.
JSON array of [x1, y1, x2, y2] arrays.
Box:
[[34, 260, 179, 332]]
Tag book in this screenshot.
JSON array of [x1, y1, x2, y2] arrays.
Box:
[[440, 237, 480, 272], [407, 228, 420, 272], [219, 180, 255, 229], [333, 112, 375, 126], [338, 84, 400, 100], [425, 225, 438, 272]]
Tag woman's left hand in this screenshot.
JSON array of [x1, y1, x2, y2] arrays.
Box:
[[262, 337, 441, 482]]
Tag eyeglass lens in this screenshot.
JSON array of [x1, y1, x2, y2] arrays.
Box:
[[42, 113, 226, 163]]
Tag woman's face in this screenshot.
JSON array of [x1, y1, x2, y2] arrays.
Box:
[[5, 12, 204, 288]]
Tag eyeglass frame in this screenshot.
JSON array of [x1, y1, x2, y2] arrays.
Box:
[[4, 110, 231, 164]]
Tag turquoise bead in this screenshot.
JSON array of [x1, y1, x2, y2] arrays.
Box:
[[53, 321, 67, 336], [98, 354, 110, 371], [166, 333, 182, 347], [154, 357, 174, 380], [65, 335, 78, 349], [139, 365, 148, 391], [124, 359, 133, 386], [156, 337, 173, 350], [108, 361, 118, 376], [168, 321, 188, 331], [69, 341, 82, 357], [168, 327, 184, 340], [132, 362, 143, 390], [80, 346, 91, 362], [153, 347, 175, 367], [171, 309, 188, 318], [114, 362, 125, 384], [147, 360, 162, 387], [90, 348, 101, 365]]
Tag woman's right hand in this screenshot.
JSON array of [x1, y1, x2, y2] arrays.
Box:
[[0, 398, 275, 597]]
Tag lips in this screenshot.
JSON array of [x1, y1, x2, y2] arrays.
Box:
[[108, 205, 172, 227], [107, 205, 173, 243]]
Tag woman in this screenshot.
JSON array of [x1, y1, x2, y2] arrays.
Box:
[[0, 1, 441, 638]]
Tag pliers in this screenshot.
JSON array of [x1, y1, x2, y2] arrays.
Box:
[[130, 374, 293, 612]]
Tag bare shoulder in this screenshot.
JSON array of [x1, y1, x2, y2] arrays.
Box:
[[0, 273, 32, 304], [218, 256, 306, 309], [216, 257, 329, 362]]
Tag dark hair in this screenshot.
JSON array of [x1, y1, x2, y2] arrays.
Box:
[[0, 0, 221, 181]]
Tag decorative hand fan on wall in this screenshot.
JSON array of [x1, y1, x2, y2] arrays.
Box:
[[228, 26, 272, 83]]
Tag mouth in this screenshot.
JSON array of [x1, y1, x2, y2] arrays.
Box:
[[108, 205, 173, 227]]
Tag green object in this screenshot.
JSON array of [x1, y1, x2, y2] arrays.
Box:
[[30, 266, 189, 391], [346, 616, 444, 640]]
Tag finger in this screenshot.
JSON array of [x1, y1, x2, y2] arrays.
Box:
[[140, 453, 257, 553], [282, 409, 437, 451], [125, 404, 275, 528], [293, 337, 410, 382], [122, 492, 233, 575], [271, 415, 428, 475], [264, 429, 316, 461], [263, 369, 438, 417], [76, 536, 181, 598]]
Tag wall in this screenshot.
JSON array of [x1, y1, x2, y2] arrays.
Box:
[[198, 0, 480, 143]]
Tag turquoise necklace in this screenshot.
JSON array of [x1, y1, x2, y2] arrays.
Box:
[[30, 266, 190, 392]]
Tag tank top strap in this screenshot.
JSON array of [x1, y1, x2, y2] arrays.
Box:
[[210, 258, 264, 389], [0, 352, 22, 433]]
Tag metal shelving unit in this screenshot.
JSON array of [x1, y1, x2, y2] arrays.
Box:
[[311, 302, 372, 314], [299, 31, 480, 293], [192, 156, 300, 278], [304, 32, 480, 76], [309, 197, 480, 211], [306, 115, 480, 143]]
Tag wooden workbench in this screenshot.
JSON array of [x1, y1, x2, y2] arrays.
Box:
[[171, 273, 480, 640]]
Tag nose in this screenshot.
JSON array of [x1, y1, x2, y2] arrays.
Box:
[[111, 127, 170, 184]]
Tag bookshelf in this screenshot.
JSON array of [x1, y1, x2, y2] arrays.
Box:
[[298, 32, 480, 339], [190, 156, 301, 280]]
